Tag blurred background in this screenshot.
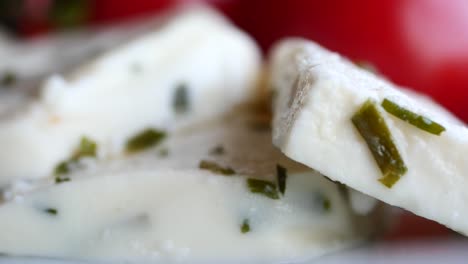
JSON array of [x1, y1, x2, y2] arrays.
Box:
[[0, 0, 467, 241]]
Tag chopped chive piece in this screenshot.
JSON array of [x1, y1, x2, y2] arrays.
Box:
[[378, 172, 401, 189], [352, 100, 407, 188], [247, 178, 280, 200], [54, 161, 70, 176], [173, 83, 189, 114], [1, 71, 16, 86], [381, 98, 446, 135], [44, 208, 58, 215], [240, 219, 250, 234], [199, 160, 235, 175], [276, 164, 287, 195], [210, 145, 225, 155], [72, 136, 97, 160], [126, 129, 166, 153], [55, 176, 71, 184]]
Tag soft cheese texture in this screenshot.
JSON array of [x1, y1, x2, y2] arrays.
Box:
[[0, 8, 261, 186], [0, 111, 385, 261], [269, 39, 468, 235]]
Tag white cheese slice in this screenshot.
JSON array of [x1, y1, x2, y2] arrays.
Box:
[[269, 39, 468, 235], [0, 111, 386, 261], [0, 8, 261, 186]]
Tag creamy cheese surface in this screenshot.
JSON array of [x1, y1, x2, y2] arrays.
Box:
[[0, 8, 261, 186], [269, 39, 468, 235], [0, 111, 385, 262]]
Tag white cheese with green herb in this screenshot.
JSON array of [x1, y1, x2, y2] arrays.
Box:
[[0, 8, 261, 186], [269, 38, 468, 235], [0, 112, 385, 261]]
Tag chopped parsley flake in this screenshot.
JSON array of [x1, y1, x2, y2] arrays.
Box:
[[126, 129, 166, 153], [173, 83, 189, 114], [352, 100, 407, 188], [276, 164, 287, 195], [247, 178, 280, 200], [199, 160, 235, 175], [1, 71, 16, 87], [44, 208, 58, 215], [241, 219, 250, 234], [381, 98, 446, 135]]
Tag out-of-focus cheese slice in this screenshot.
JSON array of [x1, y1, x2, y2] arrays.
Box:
[[269, 39, 468, 235], [0, 111, 386, 261], [0, 8, 261, 186]]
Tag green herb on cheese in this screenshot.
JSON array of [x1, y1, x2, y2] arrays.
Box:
[[53, 136, 98, 179], [240, 219, 250, 234], [381, 98, 446, 135], [210, 145, 225, 155], [276, 164, 287, 195], [247, 178, 280, 200], [126, 129, 166, 153], [72, 136, 97, 160], [1, 71, 16, 87], [55, 176, 71, 184], [54, 161, 70, 176], [44, 208, 58, 215], [352, 100, 407, 188], [173, 83, 189, 114], [199, 160, 235, 175]]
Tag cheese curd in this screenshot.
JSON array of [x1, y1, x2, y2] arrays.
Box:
[[0, 8, 261, 186], [269, 38, 468, 235]]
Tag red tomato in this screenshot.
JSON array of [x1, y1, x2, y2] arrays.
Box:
[[232, 0, 468, 122]]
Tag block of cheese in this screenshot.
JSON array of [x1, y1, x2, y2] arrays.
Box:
[[0, 111, 386, 262], [0, 8, 261, 186], [269, 38, 468, 235]]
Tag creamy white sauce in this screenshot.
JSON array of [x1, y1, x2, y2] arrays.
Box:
[[270, 38, 468, 235], [0, 8, 261, 185]]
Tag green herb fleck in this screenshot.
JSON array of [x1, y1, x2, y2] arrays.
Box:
[[247, 178, 280, 199], [126, 129, 166, 153], [72, 136, 97, 160], [173, 83, 189, 114], [381, 98, 446, 136], [44, 208, 58, 215], [352, 100, 407, 188], [210, 145, 225, 155], [1, 71, 16, 87], [199, 160, 235, 175], [54, 161, 70, 176], [276, 164, 287, 195], [240, 219, 250, 234], [55, 176, 71, 184]]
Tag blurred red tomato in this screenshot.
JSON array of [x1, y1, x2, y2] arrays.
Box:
[[232, 0, 468, 122]]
